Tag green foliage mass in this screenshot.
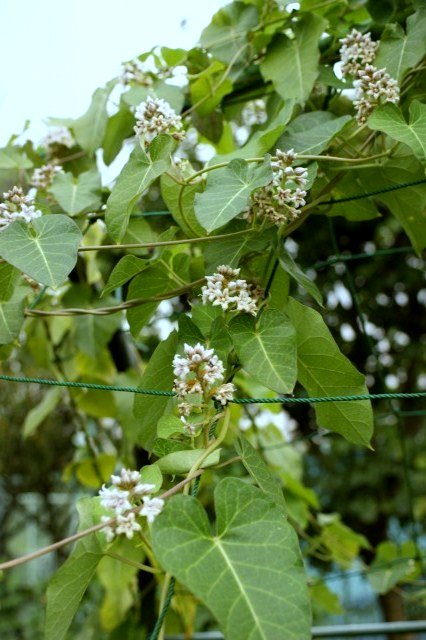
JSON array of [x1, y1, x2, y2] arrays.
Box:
[[0, 1, 425, 638]]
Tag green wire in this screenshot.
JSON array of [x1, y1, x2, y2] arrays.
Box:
[[0, 374, 424, 404]]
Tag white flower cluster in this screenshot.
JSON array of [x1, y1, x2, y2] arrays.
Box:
[[173, 344, 235, 434], [120, 59, 153, 86], [339, 29, 399, 124], [244, 149, 308, 226], [242, 99, 268, 126], [0, 186, 42, 231], [42, 127, 75, 149], [339, 29, 378, 76], [99, 468, 163, 542], [31, 163, 63, 189], [201, 265, 261, 316], [134, 96, 184, 143], [353, 64, 400, 124]]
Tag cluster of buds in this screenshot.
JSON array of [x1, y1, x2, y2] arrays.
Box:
[[201, 265, 261, 316], [353, 65, 400, 124], [134, 96, 184, 143], [339, 29, 399, 124], [242, 99, 267, 126], [42, 127, 75, 149], [99, 468, 163, 542], [31, 163, 63, 189], [173, 344, 235, 434], [244, 149, 308, 226], [0, 186, 42, 231], [120, 58, 154, 86], [339, 30, 378, 76]]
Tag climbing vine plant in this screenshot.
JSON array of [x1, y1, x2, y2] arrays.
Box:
[[0, 1, 425, 638]]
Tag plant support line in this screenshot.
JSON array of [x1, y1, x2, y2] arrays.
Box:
[[0, 374, 425, 405]]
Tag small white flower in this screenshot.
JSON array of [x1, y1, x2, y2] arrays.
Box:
[[353, 64, 400, 123], [120, 59, 153, 86], [0, 187, 42, 231], [141, 496, 164, 523], [115, 512, 142, 539], [42, 127, 75, 149], [201, 265, 260, 316], [242, 99, 267, 126], [134, 96, 183, 143], [213, 383, 236, 406], [99, 485, 132, 515], [31, 163, 63, 189], [339, 29, 378, 76], [110, 468, 141, 488], [101, 516, 116, 543], [133, 482, 156, 496]]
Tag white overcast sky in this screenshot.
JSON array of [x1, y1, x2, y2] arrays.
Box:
[[0, 0, 227, 146]]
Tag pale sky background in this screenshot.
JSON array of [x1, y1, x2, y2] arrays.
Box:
[[0, 0, 228, 146]]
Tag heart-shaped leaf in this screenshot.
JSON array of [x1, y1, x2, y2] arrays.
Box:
[[0, 215, 82, 287], [152, 477, 311, 640]]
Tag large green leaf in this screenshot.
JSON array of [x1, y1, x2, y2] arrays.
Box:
[[0, 285, 27, 345], [102, 105, 135, 165], [375, 10, 426, 81], [102, 255, 150, 297], [235, 436, 286, 512], [261, 13, 327, 104], [278, 112, 351, 156], [50, 168, 102, 216], [229, 309, 297, 393], [105, 134, 174, 241], [368, 101, 426, 162], [203, 226, 273, 272], [0, 215, 82, 287], [152, 477, 311, 640], [286, 298, 373, 446], [133, 331, 177, 450], [190, 60, 233, 116], [72, 84, 113, 153], [200, 3, 258, 64], [45, 498, 105, 640], [194, 159, 272, 233]]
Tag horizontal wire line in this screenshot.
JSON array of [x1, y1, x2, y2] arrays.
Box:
[[318, 177, 426, 204], [312, 246, 415, 270], [0, 375, 425, 404]]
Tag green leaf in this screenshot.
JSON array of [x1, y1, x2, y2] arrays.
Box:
[[367, 541, 418, 595], [74, 312, 121, 360], [230, 309, 297, 393], [375, 10, 426, 81], [0, 262, 20, 301], [200, 3, 258, 64], [97, 538, 143, 631], [0, 285, 27, 344], [278, 112, 351, 155], [279, 249, 323, 306], [156, 448, 221, 475], [103, 105, 135, 165], [203, 226, 273, 272], [72, 84, 114, 153], [23, 387, 61, 437], [190, 60, 233, 116], [102, 255, 150, 297], [235, 436, 286, 511], [368, 101, 426, 162], [214, 102, 294, 163], [140, 464, 163, 492], [261, 14, 327, 104], [0, 215, 82, 287], [160, 170, 206, 237], [106, 134, 174, 241], [133, 331, 177, 450], [286, 298, 373, 446], [194, 159, 272, 233], [49, 169, 102, 216], [45, 498, 105, 640], [157, 414, 185, 439], [0, 146, 33, 170], [152, 477, 311, 640]]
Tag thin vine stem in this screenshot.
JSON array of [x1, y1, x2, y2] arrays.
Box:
[[0, 470, 203, 572]]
